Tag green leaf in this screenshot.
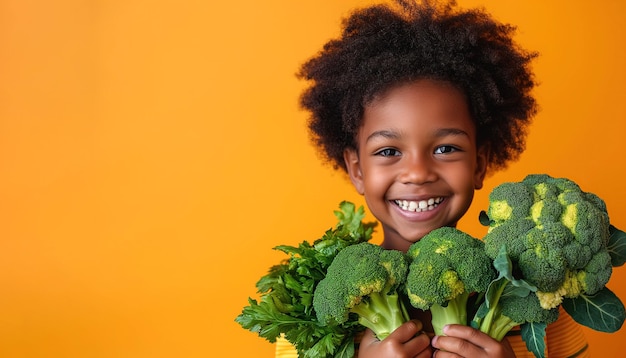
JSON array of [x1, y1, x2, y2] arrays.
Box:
[[484, 276, 507, 310], [520, 322, 547, 358], [478, 210, 492, 226], [471, 301, 490, 324], [335, 201, 360, 235], [235, 297, 308, 343], [302, 331, 340, 358], [333, 338, 356, 358], [491, 245, 537, 299], [562, 286, 626, 332], [607, 225, 626, 267]]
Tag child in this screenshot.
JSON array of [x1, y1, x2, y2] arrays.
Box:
[[276, 0, 590, 357]]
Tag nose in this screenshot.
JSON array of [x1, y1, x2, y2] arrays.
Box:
[[398, 154, 438, 185]]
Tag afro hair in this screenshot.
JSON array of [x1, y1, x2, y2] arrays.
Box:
[[298, 0, 538, 173]]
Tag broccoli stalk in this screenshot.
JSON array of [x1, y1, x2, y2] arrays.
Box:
[[345, 281, 409, 339], [405, 227, 497, 336], [472, 246, 558, 345], [313, 242, 410, 340], [427, 291, 471, 335], [473, 282, 517, 341]]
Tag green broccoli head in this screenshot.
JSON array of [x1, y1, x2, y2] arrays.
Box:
[[501, 293, 560, 326], [406, 227, 496, 309], [312, 242, 409, 340], [482, 174, 614, 307], [405, 227, 497, 336]]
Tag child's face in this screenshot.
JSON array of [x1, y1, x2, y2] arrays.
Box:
[[344, 79, 487, 252]]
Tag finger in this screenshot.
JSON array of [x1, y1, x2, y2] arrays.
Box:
[[431, 348, 463, 358], [433, 324, 515, 357], [432, 336, 479, 358], [415, 349, 434, 358], [387, 319, 423, 343], [359, 328, 379, 347], [403, 332, 432, 357], [441, 324, 494, 349], [431, 328, 484, 357]]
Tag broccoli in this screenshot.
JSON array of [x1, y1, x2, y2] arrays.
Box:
[[471, 245, 558, 356], [313, 242, 410, 340], [489, 293, 559, 341], [481, 174, 618, 307], [477, 174, 626, 357], [405, 227, 497, 336]]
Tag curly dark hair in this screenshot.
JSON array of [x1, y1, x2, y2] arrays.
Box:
[[298, 0, 538, 173]]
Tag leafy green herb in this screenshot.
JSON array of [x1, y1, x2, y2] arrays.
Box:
[[235, 201, 377, 358]]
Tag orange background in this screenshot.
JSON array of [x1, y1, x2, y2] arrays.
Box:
[[1, 0, 625, 357]]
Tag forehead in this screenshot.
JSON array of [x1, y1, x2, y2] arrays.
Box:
[[360, 79, 474, 135], [367, 79, 467, 114]]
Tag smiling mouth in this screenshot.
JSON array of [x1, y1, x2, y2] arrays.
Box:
[[394, 197, 443, 212]]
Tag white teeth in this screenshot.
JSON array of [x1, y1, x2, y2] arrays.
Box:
[[394, 197, 443, 212]]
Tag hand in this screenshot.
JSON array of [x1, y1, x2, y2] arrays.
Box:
[[358, 319, 432, 358], [431, 324, 516, 358]]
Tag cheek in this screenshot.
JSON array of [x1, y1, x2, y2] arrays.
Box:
[[364, 167, 392, 192], [451, 164, 479, 195]]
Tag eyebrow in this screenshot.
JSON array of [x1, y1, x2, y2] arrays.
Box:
[[435, 128, 470, 138], [365, 130, 400, 143], [365, 127, 470, 143]]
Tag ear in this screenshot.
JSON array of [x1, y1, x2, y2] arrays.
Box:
[[343, 148, 365, 195], [474, 146, 489, 190]]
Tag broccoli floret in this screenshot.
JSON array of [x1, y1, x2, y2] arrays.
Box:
[[405, 227, 496, 336], [537, 251, 614, 309], [482, 174, 614, 304], [479, 174, 626, 343], [487, 182, 535, 227], [577, 251, 613, 294], [517, 223, 569, 292], [483, 218, 536, 259], [472, 245, 557, 348], [313, 242, 410, 340], [482, 292, 560, 341]]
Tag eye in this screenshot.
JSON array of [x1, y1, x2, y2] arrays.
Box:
[[375, 148, 401, 157], [434, 145, 458, 154]]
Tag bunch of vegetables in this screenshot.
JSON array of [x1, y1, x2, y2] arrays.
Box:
[[405, 174, 626, 357], [236, 174, 626, 358], [235, 201, 377, 358]]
